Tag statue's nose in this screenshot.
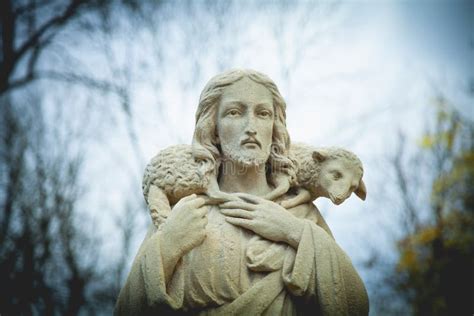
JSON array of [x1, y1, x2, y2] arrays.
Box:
[[245, 129, 257, 136], [245, 114, 257, 136]]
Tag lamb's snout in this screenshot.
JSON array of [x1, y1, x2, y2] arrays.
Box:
[[329, 181, 359, 205]]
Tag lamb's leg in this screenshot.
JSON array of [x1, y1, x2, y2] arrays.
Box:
[[205, 176, 241, 204], [263, 174, 290, 201], [280, 188, 312, 209], [147, 185, 171, 229]]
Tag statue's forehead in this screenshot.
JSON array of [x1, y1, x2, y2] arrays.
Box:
[[220, 77, 272, 106]]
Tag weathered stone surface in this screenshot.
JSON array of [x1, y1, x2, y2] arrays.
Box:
[[116, 69, 369, 315]]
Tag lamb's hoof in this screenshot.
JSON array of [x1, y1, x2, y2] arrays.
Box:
[[280, 201, 290, 209], [204, 196, 229, 205]]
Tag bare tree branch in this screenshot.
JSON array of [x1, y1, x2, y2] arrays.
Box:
[[14, 0, 83, 65]]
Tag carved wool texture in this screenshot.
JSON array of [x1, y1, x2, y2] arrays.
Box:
[[142, 145, 210, 205]]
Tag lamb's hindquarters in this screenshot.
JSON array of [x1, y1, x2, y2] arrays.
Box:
[[147, 184, 172, 229], [147, 175, 239, 229]]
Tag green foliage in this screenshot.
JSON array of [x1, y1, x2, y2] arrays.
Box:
[[394, 100, 474, 315]]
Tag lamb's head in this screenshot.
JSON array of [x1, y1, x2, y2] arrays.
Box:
[[312, 148, 367, 205]]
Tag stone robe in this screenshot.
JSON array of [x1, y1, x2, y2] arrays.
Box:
[[115, 201, 369, 315]]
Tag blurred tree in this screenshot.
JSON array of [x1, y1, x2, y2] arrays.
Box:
[[0, 1, 356, 314], [0, 0, 155, 96], [0, 0, 166, 169], [369, 98, 473, 315], [393, 98, 473, 315], [0, 97, 93, 314], [0, 1, 158, 313], [1, 0, 90, 94]]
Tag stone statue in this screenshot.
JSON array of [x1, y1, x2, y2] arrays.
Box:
[[115, 69, 370, 315], [142, 143, 367, 229]]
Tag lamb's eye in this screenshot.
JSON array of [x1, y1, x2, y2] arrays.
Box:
[[332, 171, 342, 180]]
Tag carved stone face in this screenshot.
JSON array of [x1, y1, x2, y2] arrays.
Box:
[[216, 77, 274, 167], [318, 158, 363, 205]]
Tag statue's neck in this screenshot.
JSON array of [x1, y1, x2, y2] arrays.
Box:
[[218, 160, 272, 197]]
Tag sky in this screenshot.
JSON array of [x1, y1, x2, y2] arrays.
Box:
[[305, 0, 473, 257], [3, 1, 472, 313], [54, 0, 474, 293]]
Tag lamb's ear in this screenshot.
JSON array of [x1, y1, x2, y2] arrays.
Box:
[[355, 179, 367, 201], [312, 150, 328, 163]]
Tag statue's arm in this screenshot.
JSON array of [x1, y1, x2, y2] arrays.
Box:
[[313, 204, 369, 315], [115, 226, 158, 315], [337, 246, 370, 316], [115, 194, 208, 315], [282, 203, 369, 315], [114, 225, 186, 315]]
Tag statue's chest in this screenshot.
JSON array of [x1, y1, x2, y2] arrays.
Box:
[[182, 207, 258, 306], [203, 206, 253, 261]]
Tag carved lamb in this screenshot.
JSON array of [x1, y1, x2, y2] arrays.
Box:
[[142, 144, 237, 228], [142, 143, 367, 228], [271, 143, 367, 209]]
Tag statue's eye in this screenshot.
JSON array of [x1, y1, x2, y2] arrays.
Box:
[[258, 110, 272, 118], [332, 171, 342, 180], [227, 109, 241, 116]]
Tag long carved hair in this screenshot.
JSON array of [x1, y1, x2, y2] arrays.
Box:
[[192, 69, 297, 185]]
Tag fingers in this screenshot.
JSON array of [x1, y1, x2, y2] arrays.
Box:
[[234, 192, 263, 204], [180, 193, 197, 202], [220, 208, 254, 219], [203, 196, 227, 205], [225, 217, 253, 230], [220, 201, 256, 211], [186, 196, 207, 208], [196, 206, 209, 218]]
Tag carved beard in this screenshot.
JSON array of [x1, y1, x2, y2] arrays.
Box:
[[220, 142, 271, 168]]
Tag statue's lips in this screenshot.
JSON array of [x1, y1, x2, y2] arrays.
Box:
[[241, 139, 261, 148]]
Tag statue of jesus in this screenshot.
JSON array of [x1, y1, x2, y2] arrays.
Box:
[[115, 69, 369, 315]]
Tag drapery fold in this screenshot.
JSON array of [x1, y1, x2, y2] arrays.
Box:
[[115, 204, 368, 315]]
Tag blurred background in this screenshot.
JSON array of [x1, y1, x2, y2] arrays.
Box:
[[1, 0, 472, 314]]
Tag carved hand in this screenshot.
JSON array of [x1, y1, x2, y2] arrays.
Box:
[[220, 193, 305, 249], [160, 194, 208, 256]]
